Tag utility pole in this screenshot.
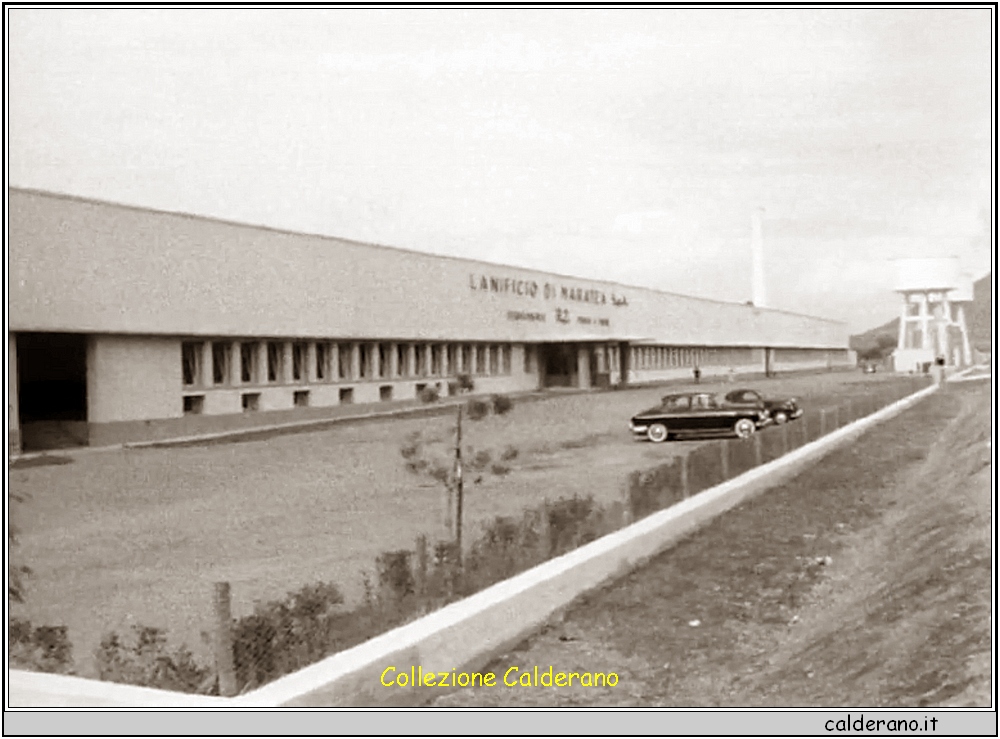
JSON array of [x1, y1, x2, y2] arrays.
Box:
[[454, 404, 464, 566]]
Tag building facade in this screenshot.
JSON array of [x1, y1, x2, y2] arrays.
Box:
[[8, 188, 852, 453]]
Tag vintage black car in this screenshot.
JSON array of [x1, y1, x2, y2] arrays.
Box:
[[722, 388, 803, 424], [629, 392, 770, 442]]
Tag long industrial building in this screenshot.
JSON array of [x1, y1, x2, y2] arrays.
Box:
[[7, 188, 852, 453]]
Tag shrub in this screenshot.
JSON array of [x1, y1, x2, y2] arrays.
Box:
[[456, 373, 475, 393], [231, 581, 345, 691], [626, 460, 684, 520], [95, 625, 210, 693], [465, 398, 490, 421], [500, 445, 519, 461], [418, 386, 440, 403], [490, 394, 514, 415], [10, 618, 75, 675], [490, 463, 510, 476]]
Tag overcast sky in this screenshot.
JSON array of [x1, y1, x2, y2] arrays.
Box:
[[7, 8, 993, 332]]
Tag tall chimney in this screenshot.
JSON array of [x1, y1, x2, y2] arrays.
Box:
[[750, 207, 767, 308]]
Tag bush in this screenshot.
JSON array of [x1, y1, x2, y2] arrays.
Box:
[[626, 460, 684, 520], [456, 373, 475, 393], [418, 386, 440, 403], [500, 445, 519, 461], [465, 398, 490, 421], [95, 625, 210, 693], [10, 618, 75, 675], [490, 394, 514, 415], [231, 582, 345, 691]]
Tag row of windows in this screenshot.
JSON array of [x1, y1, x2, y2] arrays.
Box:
[[631, 346, 759, 371], [632, 346, 711, 371], [182, 340, 515, 388]]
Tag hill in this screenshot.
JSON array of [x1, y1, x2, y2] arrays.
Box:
[[851, 273, 993, 357]]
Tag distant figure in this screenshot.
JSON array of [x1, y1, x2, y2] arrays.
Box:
[[727, 367, 736, 383], [693, 366, 701, 383]]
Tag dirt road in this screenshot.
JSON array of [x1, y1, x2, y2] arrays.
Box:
[[430, 381, 992, 707]]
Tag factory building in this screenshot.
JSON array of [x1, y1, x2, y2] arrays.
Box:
[[7, 188, 852, 453]]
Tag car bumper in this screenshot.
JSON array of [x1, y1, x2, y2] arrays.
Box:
[[630, 422, 649, 437]]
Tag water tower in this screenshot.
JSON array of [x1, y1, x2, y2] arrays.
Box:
[[893, 257, 973, 372]]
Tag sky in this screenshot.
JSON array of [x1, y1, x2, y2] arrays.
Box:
[[6, 8, 994, 333]]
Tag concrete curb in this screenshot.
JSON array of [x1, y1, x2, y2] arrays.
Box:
[[9, 383, 937, 707]]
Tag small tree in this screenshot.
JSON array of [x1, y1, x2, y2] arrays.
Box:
[[400, 404, 516, 563]]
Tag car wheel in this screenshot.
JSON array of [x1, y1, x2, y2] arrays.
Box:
[[647, 423, 669, 443], [734, 418, 756, 439], [773, 411, 788, 424]]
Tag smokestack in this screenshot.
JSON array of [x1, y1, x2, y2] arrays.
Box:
[[750, 208, 767, 308]]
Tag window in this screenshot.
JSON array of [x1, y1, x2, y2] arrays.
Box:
[[414, 344, 427, 377], [396, 344, 409, 377], [359, 344, 370, 379], [212, 342, 231, 385], [316, 343, 329, 381], [182, 342, 204, 387], [431, 345, 442, 376], [339, 387, 354, 404], [379, 385, 393, 402], [475, 345, 487, 375], [294, 390, 310, 407], [664, 395, 690, 410], [489, 345, 499, 375], [241, 393, 260, 412], [447, 344, 459, 376], [241, 342, 259, 384], [501, 344, 511, 374], [338, 343, 353, 380], [378, 343, 391, 379], [183, 395, 204, 415], [462, 344, 473, 374], [523, 345, 534, 374], [292, 342, 308, 382], [267, 342, 284, 383]]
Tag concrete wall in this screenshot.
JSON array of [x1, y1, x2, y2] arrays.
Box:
[[86, 335, 182, 423], [9, 189, 848, 350]]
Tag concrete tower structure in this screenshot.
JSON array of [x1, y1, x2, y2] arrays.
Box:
[[893, 257, 973, 372], [750, 208, 767, 308]]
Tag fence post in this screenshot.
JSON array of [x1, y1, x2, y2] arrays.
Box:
[[213, 582, 237, 698], [720, 440, 730, 480], [680, 454, 690, 498], [622, 479, 634, 526], [415, 535, 428, 597], [820, 409, 827, 436]]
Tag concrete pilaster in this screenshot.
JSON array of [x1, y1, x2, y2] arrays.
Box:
[[230, 341, 242, 386], [306, 342, 318, 382], [282, 342, 294, 384]]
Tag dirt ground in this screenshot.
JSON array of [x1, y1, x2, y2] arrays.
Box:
[[429, 380, 993, 707], [8, 370, 929, 677]]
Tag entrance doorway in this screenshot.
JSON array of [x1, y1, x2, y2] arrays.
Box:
[[539, 343, 578, 388], [16, 332, 89, 451]]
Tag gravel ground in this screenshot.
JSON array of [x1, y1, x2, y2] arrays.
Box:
[[9, 370, 929, 677], [428, 381, 992, 707]]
